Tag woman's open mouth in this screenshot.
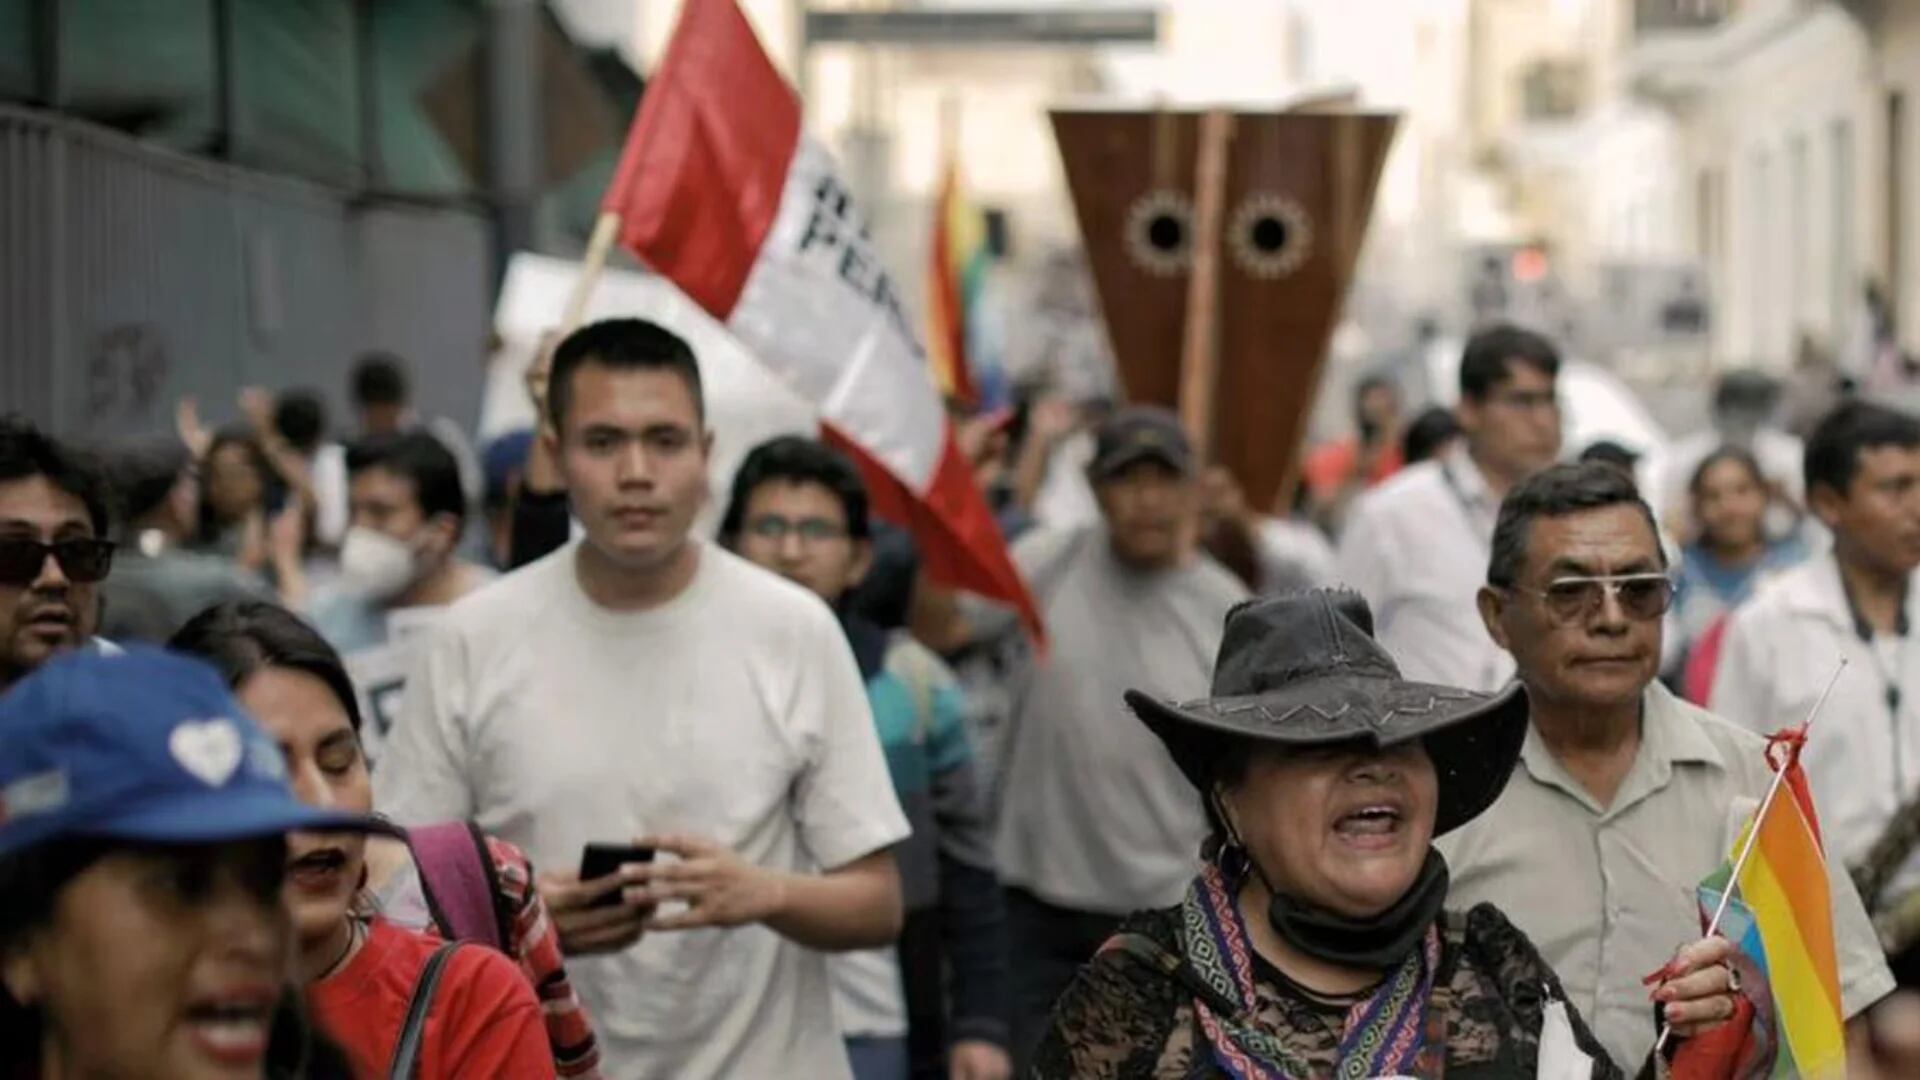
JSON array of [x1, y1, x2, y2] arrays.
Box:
[[1332, 805, 1406, 849], [182, 990, 274, 1066], [285, 846, 349, 893]]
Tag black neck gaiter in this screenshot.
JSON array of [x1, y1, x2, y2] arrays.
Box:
[[1252, 848, 1451, 971]]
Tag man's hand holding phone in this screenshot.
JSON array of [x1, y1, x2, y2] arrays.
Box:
[[536, 842, 657, 956], [627, 833, 790, 933]]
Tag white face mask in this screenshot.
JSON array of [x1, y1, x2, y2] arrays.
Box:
[[338, 526, 418, 601]]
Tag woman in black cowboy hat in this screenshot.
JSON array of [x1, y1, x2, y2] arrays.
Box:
[[1031, 590, 1742, 1078]]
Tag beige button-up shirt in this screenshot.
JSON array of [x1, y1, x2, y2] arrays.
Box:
[[1436, 682, 1893, 1070]]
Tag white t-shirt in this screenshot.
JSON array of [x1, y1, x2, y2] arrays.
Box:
[[309, 442, 350, 547], [830, 945, 908, 1038], [373, 540, 910, 1080]]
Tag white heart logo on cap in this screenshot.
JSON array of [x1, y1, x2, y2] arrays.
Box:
[[169, 719, 244, 788]]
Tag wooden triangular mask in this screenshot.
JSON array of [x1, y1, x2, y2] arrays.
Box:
[[1051, 109, 1397, 509]]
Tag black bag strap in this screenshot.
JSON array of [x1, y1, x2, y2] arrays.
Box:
[[387, 942, 462, 1079]]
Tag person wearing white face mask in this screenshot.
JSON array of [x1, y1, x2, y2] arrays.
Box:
[[309, 432, 494, 763]]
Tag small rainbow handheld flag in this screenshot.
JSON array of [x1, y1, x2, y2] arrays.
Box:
[[1691, 729, 1847, 1079], [926, 157, 988, 408]]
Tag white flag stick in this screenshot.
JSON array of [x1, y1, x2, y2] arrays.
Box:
[[561, 211, 624, 334], [1651, 658, 1848, 1057]]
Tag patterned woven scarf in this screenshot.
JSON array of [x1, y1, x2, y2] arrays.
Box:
[[1178, 861, 1444, 1079]]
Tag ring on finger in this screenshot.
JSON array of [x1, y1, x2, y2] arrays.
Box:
[[1724, 963, 1742, 994]]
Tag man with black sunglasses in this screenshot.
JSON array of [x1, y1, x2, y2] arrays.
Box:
[[0, 419, 116, 695], [1428, 461, 1892, 1067]]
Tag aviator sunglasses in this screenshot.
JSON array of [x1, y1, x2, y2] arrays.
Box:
[[1506, 572, 1673, 625]]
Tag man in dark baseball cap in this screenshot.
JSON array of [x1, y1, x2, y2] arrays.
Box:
[[993, 402, 1249, 1065], [1085, 405, 1195, 484], [1080, 406, 1197, 572]]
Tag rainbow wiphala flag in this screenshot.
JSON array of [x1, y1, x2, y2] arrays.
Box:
[[1695, 739, 1847, 1078], [925, 160, 989, 408]]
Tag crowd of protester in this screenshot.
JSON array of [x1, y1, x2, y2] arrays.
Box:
[[10, 315, 1920, 1077]]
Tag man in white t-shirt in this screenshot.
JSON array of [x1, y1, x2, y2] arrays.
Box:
[[375, 317, 910, 1080]]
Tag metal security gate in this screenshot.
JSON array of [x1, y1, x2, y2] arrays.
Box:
[[0, 104, 490, 442]]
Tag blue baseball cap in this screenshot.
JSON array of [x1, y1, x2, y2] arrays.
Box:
[[0, 646, 381, 859], [482, 428, 535, 505]]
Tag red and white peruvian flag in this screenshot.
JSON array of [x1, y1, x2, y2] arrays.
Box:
[[600, 0, 1043, 642]]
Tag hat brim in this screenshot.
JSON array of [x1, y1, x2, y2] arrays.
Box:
[[1125, 675, 1528, 836], [74, 787, 397, 847], [1088, 445, 1194, 482]]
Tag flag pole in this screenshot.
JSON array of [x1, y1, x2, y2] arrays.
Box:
[[1178, 109, 1234, 465], [1651, 658, 1848, 1056], [561, 211, 624, 333]]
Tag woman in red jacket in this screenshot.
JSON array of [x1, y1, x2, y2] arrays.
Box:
[[171, 604, 555, 1078]]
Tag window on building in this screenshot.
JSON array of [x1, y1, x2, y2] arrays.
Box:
[[1519, 59, 1585, 122], [55, 1, 221, 154], [226, 1, 365, 187], [1832, 118, 1855, 345], [0, 2, 35, 101], [1890, 91, 1907, 335], [1750, 148, 1774, 360], [1790, 134, 1809, 335]]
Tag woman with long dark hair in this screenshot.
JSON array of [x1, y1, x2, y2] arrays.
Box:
[[171, 601, 592, 1077], [1671, 447, 1809, 699]]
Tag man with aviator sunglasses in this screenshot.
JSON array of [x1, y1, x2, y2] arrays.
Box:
[[1432, 461, 1893, 1068], [0, 419, 117, 695]]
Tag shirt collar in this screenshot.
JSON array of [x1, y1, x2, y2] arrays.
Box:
[[1781, 550, 1920, 633], [1780, 552, 1854, 627], [1517, 682, 1724, 818], [1441, 444, 1495, 509]]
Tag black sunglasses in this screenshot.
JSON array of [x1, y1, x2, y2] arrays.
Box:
[[0, 537, 116, 586]]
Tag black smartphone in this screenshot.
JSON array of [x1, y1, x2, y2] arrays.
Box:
[[578, 843, 655, 908]]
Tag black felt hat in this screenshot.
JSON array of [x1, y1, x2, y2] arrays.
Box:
[[1124, 589, 1528, 836]]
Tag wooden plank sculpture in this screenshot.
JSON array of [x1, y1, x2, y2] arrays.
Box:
[[1050, 107, 1397, 511]]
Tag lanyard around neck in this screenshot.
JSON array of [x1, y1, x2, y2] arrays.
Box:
[[1841, 571, 1911, 721], [1438, 458, 1495, 545]]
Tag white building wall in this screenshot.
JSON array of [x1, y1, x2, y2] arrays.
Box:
[[1689, 5, 1874, 368], [1878, 2, 1920, 353]]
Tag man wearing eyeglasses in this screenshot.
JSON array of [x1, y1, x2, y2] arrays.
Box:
[[720, 434, 1013, 1080], [1336, 323, 1564, 692], [1433, 461, 1893, 1068], [0, 419, 118, 695]]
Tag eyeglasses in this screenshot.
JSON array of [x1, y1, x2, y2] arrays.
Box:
[[1487, 389, 1561, 413], [1506, 572, 1672, 624], [0, 537, 116, 586], [743, 516, 849, 545]]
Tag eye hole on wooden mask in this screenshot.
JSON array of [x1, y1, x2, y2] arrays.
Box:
[[1229, 193, 1313, 280], [1125, 191, 1194, 277]]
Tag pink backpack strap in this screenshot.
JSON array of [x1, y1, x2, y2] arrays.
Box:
[[406, 821, 507, 953]]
